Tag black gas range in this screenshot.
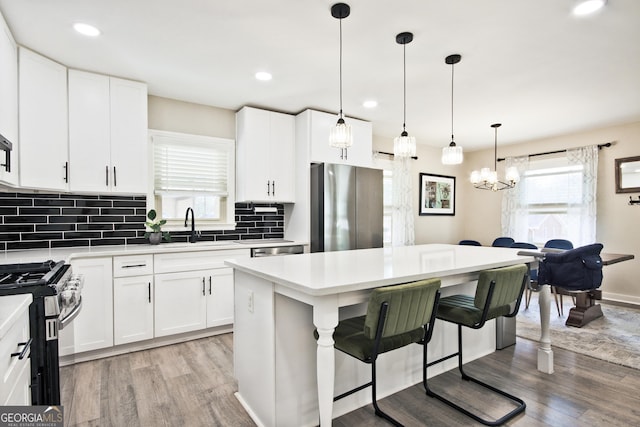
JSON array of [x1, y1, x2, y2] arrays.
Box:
[[0, 260, 83, 405]]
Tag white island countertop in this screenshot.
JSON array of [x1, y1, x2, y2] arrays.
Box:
[[225, 243, 536, 296]]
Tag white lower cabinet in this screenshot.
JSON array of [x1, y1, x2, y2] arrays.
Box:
[[59, 257, 114, 356], [154, 270, 208, 337], [154, 267, 234, 336], [0, 295, 32, 405], [60, 249, 248, 360], [113, 275, 154, 345], [207, 268, 234, 328]]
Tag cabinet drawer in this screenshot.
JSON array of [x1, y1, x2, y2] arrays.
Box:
[[154, 249, 249, 274], [113, 254, 154, 277], [0, 305, 30, 405]]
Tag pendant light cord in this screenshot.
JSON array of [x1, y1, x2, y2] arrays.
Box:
[[494, 126, 498, 171], [338, 16, 343, 119], [402, 42, 407, 131], [450, 62, 455, 141]]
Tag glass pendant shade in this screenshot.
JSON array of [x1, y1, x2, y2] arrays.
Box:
[[329, 117, 353, 149], [505, 166, 520, 183], [441, 143, 463, 165], [394, 132, 416, 157]]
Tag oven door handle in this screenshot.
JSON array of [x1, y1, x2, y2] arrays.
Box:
[[11, 338, 33, 360], [59, 297, 83, 330]]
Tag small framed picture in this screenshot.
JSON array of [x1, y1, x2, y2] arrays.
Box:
[[419, 173, 455, 216]]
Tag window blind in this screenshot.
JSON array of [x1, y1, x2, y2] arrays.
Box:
[[153, 136, 230, 195]]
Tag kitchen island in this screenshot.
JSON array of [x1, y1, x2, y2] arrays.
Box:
[[226, 244, 539, 427]]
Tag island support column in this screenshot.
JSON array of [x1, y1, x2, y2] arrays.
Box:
[[312, 294, 339, 427], [537, 285, 554, 373]]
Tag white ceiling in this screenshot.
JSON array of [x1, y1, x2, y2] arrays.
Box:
[[1, 0, 639, 150]]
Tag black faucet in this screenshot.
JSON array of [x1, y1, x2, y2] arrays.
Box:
[[184, 207, 199, 243]]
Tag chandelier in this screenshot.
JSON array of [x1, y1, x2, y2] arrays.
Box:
[[470, 123, 519, 191]]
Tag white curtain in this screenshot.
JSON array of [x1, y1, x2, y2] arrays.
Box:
[[501, 145, 598, 246], [566, 145, 598, 245], [501, 155, 530, 242], [392, 155, 414, 246]]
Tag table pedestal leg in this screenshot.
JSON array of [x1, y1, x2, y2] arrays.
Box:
[[313, 296, 339, 426], [537, 285, 554, 373]]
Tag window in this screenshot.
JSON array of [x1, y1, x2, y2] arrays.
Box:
[[502, 146, 598, 247], [148, 130, 235, 230]]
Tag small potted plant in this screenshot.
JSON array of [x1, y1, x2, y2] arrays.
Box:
[[145, 209, 171, 244]]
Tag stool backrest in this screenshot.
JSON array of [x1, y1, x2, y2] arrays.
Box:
[[474, 264, 528, 319], [459, 239, 481, 246], [364, 278, 441, 340]]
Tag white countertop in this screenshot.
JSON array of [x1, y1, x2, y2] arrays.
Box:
[[0, 239, 308, 264], [225, 243, 536, 296], [0, 294, 32, 339]]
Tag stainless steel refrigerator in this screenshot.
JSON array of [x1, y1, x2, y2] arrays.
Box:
[[310, 163, 383, 252]]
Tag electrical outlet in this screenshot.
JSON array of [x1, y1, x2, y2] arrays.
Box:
[[248, 290, 254, 313]]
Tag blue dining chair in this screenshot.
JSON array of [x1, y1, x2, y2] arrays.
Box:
[[544, 239, 574, 315], [492, 237, 515, 247], [459, 239, 481, 246]]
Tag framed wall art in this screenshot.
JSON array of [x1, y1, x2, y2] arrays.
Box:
[[419, 173, 455, 216]]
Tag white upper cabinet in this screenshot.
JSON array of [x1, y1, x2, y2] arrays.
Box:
[[68, 70, 148, 194], [0, 12, 18, 186], [300, 109, 373, 168], [18, 48, 69, 191], [236, 106, 295, 202]]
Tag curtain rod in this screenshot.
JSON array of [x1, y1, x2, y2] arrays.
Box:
[[496, 142, 612, 162], [375, 150, 419, 160]]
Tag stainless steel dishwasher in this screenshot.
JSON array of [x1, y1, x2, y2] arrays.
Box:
[[250, 245, 305, 257]]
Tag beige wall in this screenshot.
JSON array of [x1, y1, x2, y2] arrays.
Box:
[[148, 95, 236, 138]]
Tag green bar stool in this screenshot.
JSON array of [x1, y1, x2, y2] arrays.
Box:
[[424, 264, 528, 426], [316, 278, 441, 426]]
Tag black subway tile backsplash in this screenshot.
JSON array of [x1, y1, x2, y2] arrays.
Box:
[[0, 192, 285, 249]]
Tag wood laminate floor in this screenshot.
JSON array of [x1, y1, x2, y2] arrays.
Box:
[[61, 334, 640, 427]]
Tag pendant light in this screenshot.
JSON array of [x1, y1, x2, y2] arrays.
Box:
[[470, 123, 519, 191], [441, 54, 464, 165], [393, 32, 416, 158], [329, 3, 353, 160]]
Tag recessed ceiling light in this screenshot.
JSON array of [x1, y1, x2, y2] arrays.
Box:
[[255, 71, 272, 81], [363, 100, 378, 108], [73, 22, 101, 37], [572, 0, 607, 16]]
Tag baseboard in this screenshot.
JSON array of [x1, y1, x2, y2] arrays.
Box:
[[602, 292, 640, 307]]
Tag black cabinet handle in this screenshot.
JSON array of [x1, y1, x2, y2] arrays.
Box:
[[209, 276, 212, 295], [122, 264, 146, 269], [64, 162, 69, 183], [202, 278, 206, 296], [1, 149, 11, 173], [105, 165, 109, 186], [148, 282, 151, 303], [272, 181, 275, 196], [11, 338, 33, 360], [267, 180, 270, 196], [113, 166, 117, 187]]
